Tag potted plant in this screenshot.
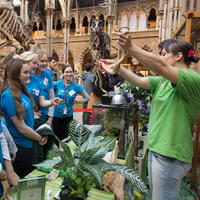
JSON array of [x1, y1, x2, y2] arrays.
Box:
[[35, 120, 148, 199]]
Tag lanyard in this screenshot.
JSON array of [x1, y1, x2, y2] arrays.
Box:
[[64, 80, 71, 107]]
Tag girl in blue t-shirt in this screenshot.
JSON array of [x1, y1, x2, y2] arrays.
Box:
[[1, 58, 48, 178], [15, 51, 62, 119], [52, 64, 89, 146], [35, 50, 55, 125]]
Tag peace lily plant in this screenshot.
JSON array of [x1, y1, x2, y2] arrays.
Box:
[[35, 120, 148, 199]]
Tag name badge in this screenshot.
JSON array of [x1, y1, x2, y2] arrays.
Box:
[[63, 107, 67, 114], [43, 78, 48, 86], [34, 89, 40, 96], [69, 90, 75, 96]]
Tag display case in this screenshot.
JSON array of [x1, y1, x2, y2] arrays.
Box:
[[92, 102, 131, 158]]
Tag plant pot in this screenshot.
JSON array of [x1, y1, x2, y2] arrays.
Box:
[[54, 192, 85, 200], [60, 194, 84, 200]]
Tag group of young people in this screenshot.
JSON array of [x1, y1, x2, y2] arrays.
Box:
[[0, 50, 89, 199], [0, 29, 199, 199]]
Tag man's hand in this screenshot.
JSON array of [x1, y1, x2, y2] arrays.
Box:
[[115, 29, 132, 52], [99, 59, 119, 75]]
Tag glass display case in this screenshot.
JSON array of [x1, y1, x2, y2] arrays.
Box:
[[92, 102, 131, 158]]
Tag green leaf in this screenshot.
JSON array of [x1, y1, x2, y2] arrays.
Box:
[[53, 161, 67, 171], [111, 164, 148, 193], [69, 120, 91, 147], [100, 136, 117, 152], [79, 147, 100, 162], [86, 146, 109, 165], [47, 150, 62, 159], [96, 160, 115, 172], [81, 164, 103, 187], [33, 159, 60, 169]]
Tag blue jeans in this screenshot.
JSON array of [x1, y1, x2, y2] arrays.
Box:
[[148, 151, 191, 200]]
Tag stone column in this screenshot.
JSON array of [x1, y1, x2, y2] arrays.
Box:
[[197, 0, 200, 11], [173, 0, 178, 31], [46, 9, 53, 57], [156, 10, 160, 29], [63, 18, 71, 64], [180, 0, 187, 23], [167, 0, 174, 39], [106, 15, 114, 37], [189, 0, 195, 11], [74, 61, 82, 77], [63, 0, 71, 64], [24, 0, 29, 23], [37, 22, 40, 38], [20, 0, 25, 21], [113, 0, 118, 30], [162, 0, 168, 40]]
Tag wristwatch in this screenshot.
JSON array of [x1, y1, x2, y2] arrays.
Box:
[[0, 170, 7, 181]]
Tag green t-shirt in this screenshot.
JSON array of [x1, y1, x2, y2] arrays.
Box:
[[147, 68, 200, 163]]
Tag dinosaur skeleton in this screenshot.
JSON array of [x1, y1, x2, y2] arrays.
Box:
[[90, 19, 114, 96], [0, 1, 35, 53], [90, 19, 111, 62]]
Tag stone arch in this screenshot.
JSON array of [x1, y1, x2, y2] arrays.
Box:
[[147, 8, 157, 29], [146, 4, 158, 14], [68, 49, 74, 67], [88, 12, 97, 21], [80, 12, 90, 23], [56, 18, 62, 30], [57, 0, 67, 18], [70, 17, 76, 35], [70, 14, 76, 21], [80, 48, 93, 72], [33, 21, 38, 31], [120, 10, 129, 28], [138, 7, 147, 31], [52, 49, 59, 61], [129, 10, 137, 32], [96, 10, 106, 19], [119, 8, 129, 16]]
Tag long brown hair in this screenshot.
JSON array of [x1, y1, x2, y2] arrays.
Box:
[[1, 59, 33, 120]]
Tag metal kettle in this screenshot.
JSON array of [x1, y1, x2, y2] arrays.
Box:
[[111, 86, 126, 106]]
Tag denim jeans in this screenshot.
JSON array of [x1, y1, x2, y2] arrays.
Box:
[[148, 151, 191, 200]]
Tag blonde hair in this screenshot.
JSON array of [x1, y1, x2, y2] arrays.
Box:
[[34, 49, 46, 60], [14, 51, 38, 62]]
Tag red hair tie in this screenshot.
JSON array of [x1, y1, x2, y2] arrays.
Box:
[[188, 50, 195, 57]]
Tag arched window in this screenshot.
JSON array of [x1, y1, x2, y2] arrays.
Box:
[[39, 22, 43, 30], [99, 14, 106, 31], [90, 15, 96, 26], [120, 11, 128, 28], [70, 17, 76, 35], [56, 19, 62, 30], [129, 10, 137, 32], [33, 21, 38, 31], [147, 8, 156, 29], [82, 16, 88, 34], [138, 10, 147, 31]]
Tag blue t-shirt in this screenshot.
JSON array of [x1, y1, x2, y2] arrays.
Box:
[[1, 88, 34, 148], [26, 74, 42, 105], [53, 80, 83, 118], [0, 142, 5, 197], [39, 71, 54, 117], [0, 119, 3, 133]]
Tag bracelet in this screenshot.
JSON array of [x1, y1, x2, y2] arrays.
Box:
[[51, 99, 54, 106]]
